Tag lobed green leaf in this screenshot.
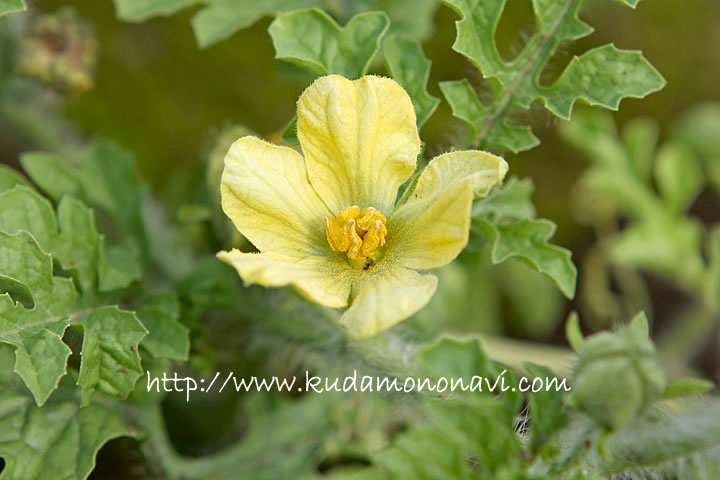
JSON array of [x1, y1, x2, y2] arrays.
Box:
[[524, 362, 568, 453], [0, 184, 149, 404], [0, 0, 25, 17], [361, 338, 531, 478], [97, 241, 142, 292], [268, 9, 389, 79], [192, 0, 319, 49], [136, 292, 189, 361], [113, 0, 319, 48], [473, 217, 577, 298], [609, 218, 705, 290], [20, 142, 145, 282], [0, 166, 29, 193], [472, 176, 536, 220], [545, 45, 665, 120], [562, 110, 713, 295], [372, 427, 473, 478], [0, 186, 59, 255], [416, 336, 490, 380], [0, 185, 134, 294], [0, 231, 75, 406], [440, 78, 539, 152], [0, 376, 134, 480], [75, 307, 147, 406], [383, 35, 439, 129], [653, 142, 702, 215], [440, 0, 665, 152], [111, 0, 196, 21], [55, 197, 102, 294], [333, 0, 439, 40]]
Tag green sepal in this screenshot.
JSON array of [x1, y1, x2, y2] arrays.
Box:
[[565, 311, 584, 351], [281, 116, 299, 145], [662, 378, 715, 400]]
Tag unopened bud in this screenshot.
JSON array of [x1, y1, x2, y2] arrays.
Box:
[[569, 313, 666, 429], [16, 8, 97, 92]]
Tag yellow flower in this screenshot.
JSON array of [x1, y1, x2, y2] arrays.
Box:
[[217, 75, 508, 339]]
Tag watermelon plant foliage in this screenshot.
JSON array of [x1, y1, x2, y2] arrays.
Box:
[[1, 1, 720, 480], [440, 0, 665, 152]]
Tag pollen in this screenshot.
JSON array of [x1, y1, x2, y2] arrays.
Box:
[[325, 206, 387, 259]]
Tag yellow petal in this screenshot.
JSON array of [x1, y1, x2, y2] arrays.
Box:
[[339, 265, 438, 339], [405, 150, 509, 201], [221, 136, 331, 256], [389, 150, 508, 270], [217, 250, 351, 308], [297, 75, 420, 215]]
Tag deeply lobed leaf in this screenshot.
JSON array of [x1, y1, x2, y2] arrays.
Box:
[[0, 231, 75, 406], [472, 179, 576, 299], [0, 371, 134, 480], [113, 0, 320, 48], [20, 142, 145, 288], [0, 173, 148, 405], [440, 0, 665, 152], [136, 292, 189, 361], [268, 9, 389, 79]]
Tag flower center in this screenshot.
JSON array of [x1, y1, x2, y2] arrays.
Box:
[[325, 206, 387, 260]]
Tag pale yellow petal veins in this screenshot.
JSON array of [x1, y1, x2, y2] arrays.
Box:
[[220, 136, 331, 256], [339, 266, 438, 339], [389, 150, 508, 270], [297, 75, 420, 214], [217, 250, 351, 308]]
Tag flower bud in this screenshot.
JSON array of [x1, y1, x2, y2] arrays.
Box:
[[16, 8, 97, 92], [568, 314, 666, 429]]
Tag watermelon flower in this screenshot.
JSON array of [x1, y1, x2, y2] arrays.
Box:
[[217, 75, 507, 339]]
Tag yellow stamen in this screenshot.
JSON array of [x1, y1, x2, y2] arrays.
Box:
[[325, 206, 388, 260]]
